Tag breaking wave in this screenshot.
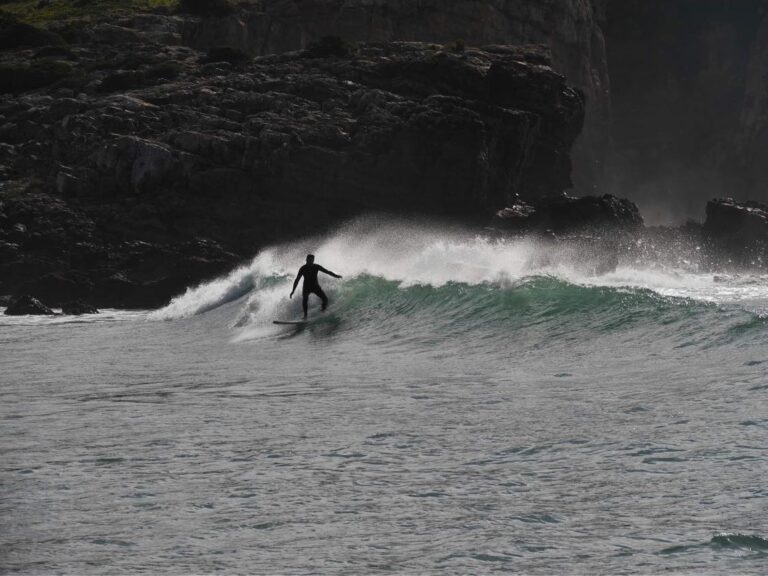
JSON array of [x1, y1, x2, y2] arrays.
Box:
[[151, 218, 768, 347]]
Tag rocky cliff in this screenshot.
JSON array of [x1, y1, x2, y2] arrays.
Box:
[[0, 20, 585, 307], [180, 0, 611, 192], [180, 0, 768, 215]]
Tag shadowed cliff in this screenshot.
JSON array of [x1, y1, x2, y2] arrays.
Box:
[[606, 0, 768, 223], [178, 0, 611, 193], [0, 25, 585, 307]]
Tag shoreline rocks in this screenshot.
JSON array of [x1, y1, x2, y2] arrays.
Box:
[[61, 300, 99, 315], [4, 294, 54, 315]]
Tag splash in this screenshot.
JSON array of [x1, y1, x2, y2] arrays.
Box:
[[151, 217, 768, 324]]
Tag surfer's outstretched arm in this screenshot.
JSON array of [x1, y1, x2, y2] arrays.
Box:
[[290, 268, 303, 298], [319, 266, 342, 279]]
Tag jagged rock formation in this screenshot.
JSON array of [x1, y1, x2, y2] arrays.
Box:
[[493, 193, 642, 234], [703, 197, 768, 267], [173, 0, 768, 212], [179, 0, 611, 192], [0, 28, 585, 307]]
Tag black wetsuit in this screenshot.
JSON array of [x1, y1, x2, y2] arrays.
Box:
[[296, 263, 333, 315]]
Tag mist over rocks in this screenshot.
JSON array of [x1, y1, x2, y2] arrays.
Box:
[[61, 300, 99, 315], [493, 194, 643, 235], [605, 0, 768, 219], [703, 198, 768, 268]]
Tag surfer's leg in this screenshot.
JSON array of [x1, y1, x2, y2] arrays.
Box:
[[316, 287, 329, 311], [302, 291, 309, 318]]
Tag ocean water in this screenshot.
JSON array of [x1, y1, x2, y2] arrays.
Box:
[[2, 220, 767, 574]]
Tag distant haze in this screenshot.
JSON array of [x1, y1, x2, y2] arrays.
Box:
[[605, 0, 768, 224]]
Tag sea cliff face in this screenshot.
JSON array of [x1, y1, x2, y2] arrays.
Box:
[[180, 0, 768, 211], [181, 0, 611, 192], [0, 25, 585, 307]]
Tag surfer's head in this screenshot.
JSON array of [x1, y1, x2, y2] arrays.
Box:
[[306, 254, 315, 264]]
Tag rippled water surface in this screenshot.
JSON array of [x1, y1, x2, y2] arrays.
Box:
[[2, 223, 768, 574]]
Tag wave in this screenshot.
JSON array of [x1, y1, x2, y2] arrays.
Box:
[[151, 218, 768, 346], [661, 533, 768, 555], [711, 533, 768, 552]]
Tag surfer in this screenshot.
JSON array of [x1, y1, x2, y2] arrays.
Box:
[[290, 254, 342, 318]]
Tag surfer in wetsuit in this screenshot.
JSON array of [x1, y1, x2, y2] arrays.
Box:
[[290, 254, 342, 318]]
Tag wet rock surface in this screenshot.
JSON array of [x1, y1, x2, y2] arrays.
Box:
[[61, 300, 99, 315], [4, 294, 55, 315], [705, 198, 768, 238], [493, 194, 643, 234], [703, 198, 768, 268]]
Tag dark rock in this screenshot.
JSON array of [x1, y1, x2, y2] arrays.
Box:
[[95, 135, 174, 194], [205, 45, 250, 64], [33, 45, 75, 59], [18, 272, 91, 306], [606, 1, 768, 214], [537, 194, 644, 232], [0, 12, 65, 51], [495, 202, 537, 222], [0, 58, 75, 94], [55, 170, 83, 197], [4, 294, 54, 315], [61, 300, 99, 315], [144, 61, 183, 81], [5, 41, 584, 214], [177, 0, 235, 17], [703, 197, 768, 268], [98, 70, 146, 93], [92, 273, 175, 309], [704, 198, 768, 239], [305, 36, 355, 59], [494, 194, 643, 234], [90, 24, 142, 45], [179, 0, 611, 192]]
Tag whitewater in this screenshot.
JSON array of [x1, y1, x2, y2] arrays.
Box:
[[2, 219, 767, 574]]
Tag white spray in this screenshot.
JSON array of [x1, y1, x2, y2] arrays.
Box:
[[151, 217, 768, 322]]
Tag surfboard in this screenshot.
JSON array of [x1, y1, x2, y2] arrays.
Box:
[[273, 320, 308, 325]]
